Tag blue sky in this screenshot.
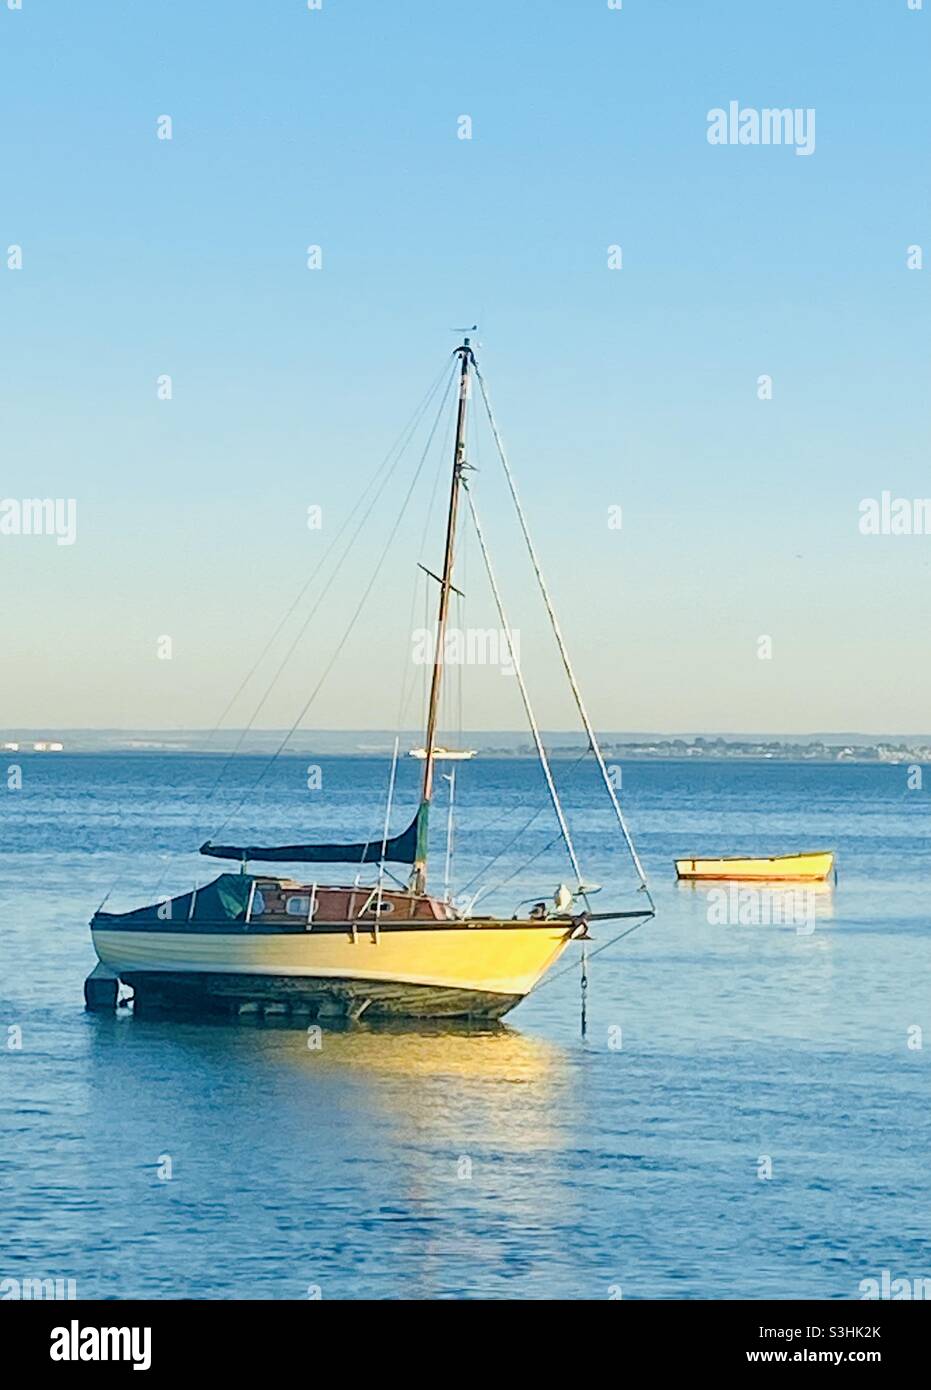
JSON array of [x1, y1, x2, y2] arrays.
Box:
[[1, 1, 929, 734]]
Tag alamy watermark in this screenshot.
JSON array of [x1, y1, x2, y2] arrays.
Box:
[[707, 102, 815, 157], [50, 1322, 151, 1371], [0, 497, 76, 546], [1, 1275, 77, 1299], [859, 1269, 931, 1300], [706, 885, 816, 935], [859, 492, 931, 536], [411, 626, 519, 676]]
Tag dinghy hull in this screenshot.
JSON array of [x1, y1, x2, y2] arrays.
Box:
[[675, 850, 835, 882]]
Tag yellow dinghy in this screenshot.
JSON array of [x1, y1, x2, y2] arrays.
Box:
[[675, 850, 835, 882]]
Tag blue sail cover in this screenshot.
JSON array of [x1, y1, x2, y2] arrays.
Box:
[[199, 805, 425, 865], [93, 873, 254, 925]]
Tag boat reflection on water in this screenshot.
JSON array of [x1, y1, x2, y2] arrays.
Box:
[[88, 1010, 573, 1160], [273, 1015, 573, 1152], [83, 1012, 576, 1296], [288, 1015, 564, 1082], [282, 1021, 577, 1296], [677, 876, 836, 929]]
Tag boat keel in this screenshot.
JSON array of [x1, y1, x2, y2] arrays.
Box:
[[119, 970, 522, 1022]]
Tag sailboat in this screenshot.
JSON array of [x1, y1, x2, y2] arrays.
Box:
[[89, 339, 653, 1021], [408, 746, 476, 761]]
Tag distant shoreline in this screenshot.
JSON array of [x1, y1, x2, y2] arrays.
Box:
[[3, 739, 929, 765]]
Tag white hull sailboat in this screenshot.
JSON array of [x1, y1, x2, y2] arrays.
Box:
[[90, 339, 652, 1020], [408, 746, 476, 761]]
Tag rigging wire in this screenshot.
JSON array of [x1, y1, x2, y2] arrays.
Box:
[[462, 479, 586, 897], [138, 354, 455, 901], [142, 358, 457, 902], [200, 358, 458, 827], [394, 383, 459, 738], [477, 827, 566, 906], [528, 911, 654, 995], [208, 361, 458, 839], [473, 361, 654, 911], [205, 355, 454, 753], [456, 746, 591, 897]]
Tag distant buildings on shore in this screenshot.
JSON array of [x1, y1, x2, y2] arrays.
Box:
[[2, 741, 64, 752], [2, 732, 930, 763], [536, 738, 931, 764]]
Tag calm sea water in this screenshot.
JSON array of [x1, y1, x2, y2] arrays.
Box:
[[1, 753, 928, 1299]]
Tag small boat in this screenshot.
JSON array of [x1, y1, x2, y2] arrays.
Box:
[[408, 746, 476, 761], [675, 850, 835, 882], [89, 337, 653, 1021]]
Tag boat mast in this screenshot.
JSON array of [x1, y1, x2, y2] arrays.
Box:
[[411, 337, 473, 894]]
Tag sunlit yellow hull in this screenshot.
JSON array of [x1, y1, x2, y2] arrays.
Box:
[[91, 920, 576, 1019], [675, 850, 835, 882]]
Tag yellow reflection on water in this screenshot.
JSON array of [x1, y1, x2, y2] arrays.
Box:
[[282, 1020, 571, 1151], [85, 1011, 578, 1296], [102, 1011, 574, 1166], [289, 1019, 559, 1082], [280, 1021, 576, 1293], [676, 877, 837, 926]]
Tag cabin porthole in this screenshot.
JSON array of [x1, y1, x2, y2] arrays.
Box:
[[286, 895, 310, 916]]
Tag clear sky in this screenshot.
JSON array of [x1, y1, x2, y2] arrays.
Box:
[[1, 1, 929, 736]]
